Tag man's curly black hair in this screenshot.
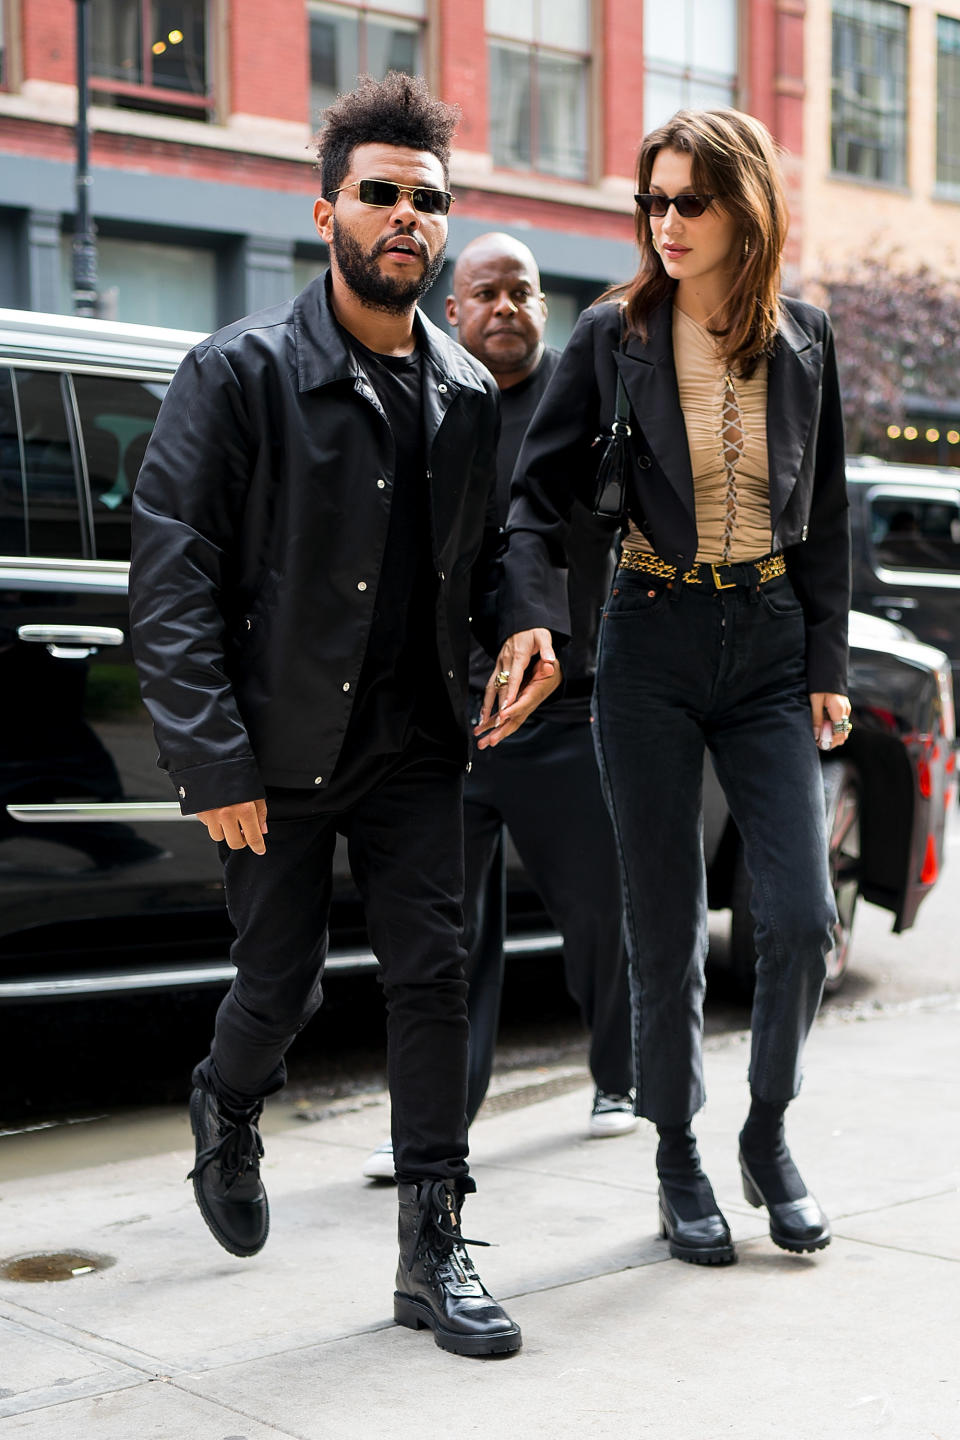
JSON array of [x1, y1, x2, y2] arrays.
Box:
[[316, 71, 460, 199]]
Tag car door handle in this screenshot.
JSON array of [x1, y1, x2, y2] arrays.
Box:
[[17, 623, 125, 659], [871, 597, 918, 611]]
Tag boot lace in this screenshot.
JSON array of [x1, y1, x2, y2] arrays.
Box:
[[188, 1104, 264, 1190], [414, 1179, 492, 1286]]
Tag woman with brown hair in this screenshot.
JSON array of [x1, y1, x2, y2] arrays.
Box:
[[481, 109, 851, 1265]]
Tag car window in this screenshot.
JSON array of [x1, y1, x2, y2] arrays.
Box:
[[71, 374, 168, 562], [0, 367, 26, 556], [872, 495, 960, 573], [14, 369, 84, 559]]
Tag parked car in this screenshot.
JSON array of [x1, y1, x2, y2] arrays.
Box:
[[0, 310, 955, 1003]]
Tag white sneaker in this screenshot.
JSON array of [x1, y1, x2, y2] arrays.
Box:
[[362, 1139, 396, 1181], [589, 1090, 639, 1138]]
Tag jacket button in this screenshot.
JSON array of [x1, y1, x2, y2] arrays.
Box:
[[342, 682, 350, 692], [447, 669, 454, 679], [438, 570, 445, 581], [801, 525, 809, 541], [357, 581, 367, 591], [466, 761, 472, 774], [637, 454, 652, 469], [178, 786, 186, 799], [438, 383, 448, 393], [314, 776, 322, 785], [377, 478, 385, 489]]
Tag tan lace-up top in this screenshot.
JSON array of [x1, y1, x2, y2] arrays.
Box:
[[621, 305, 772, 564]]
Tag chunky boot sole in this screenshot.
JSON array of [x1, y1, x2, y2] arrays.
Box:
[[741, 1164, 831, 1254], [393, 1291, 522, 1357], [658, 1209, 736, 1266], [189, 1088, 269, 1259]]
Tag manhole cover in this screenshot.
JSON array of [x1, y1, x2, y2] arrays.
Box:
[[0, 1251, 115, 1283]]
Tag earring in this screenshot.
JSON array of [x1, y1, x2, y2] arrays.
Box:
[[743, 237, 751, 257]]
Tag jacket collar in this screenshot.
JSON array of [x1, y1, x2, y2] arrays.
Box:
[[613, 295, 823, 530], [293, 269, 486, 396]]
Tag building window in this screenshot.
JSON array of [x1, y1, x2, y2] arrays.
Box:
[[90, 0, 213, 121], [831, 0, 908, 186], [60, 235, 218, 333], [308, 1, 426, 121], [643, 0, 738, 133], [487, 0, 591, 181], [938, 14, 960, 191]]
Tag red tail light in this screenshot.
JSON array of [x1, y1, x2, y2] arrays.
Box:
[[920, 834, 939, 885]]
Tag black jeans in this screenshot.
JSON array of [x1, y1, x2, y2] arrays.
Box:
[[593, 572, 836, 1125], [194, 758, 471, 1189], [462, 708, 633, 1121]]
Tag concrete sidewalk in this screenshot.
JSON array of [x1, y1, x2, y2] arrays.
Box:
[[1, 998, 958, 1440]]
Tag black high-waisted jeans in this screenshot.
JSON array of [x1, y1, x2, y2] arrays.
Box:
[[592, 570, 836, 1126]]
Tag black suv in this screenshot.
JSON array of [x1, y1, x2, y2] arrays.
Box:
[[0, 310, 955, 1003]]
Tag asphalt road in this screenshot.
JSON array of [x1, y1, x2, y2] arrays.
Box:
[[3, 819, 957, 1175]]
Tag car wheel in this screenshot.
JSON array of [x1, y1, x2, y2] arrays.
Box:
[[728, 758, 862, 1000]]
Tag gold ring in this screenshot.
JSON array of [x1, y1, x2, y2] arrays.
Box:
[[495, 670, 510, 688]]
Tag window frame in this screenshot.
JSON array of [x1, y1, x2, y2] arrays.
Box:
[[486, 0, 593, 182], [641, 0, 740, 133], [89, 0, 215, 120], [936, 12, 960, 195], [830, 0, 909, 190], [307, 0, 427, 121]]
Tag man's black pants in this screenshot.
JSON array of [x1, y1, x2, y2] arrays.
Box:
[[462, 708, 633, 1122], [194, 759, 471, 1190]]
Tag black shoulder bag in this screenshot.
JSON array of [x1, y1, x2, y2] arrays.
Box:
[[590, 311, 632, 521]]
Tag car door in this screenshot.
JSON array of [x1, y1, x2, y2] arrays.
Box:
[[0, 360, 223, 976], [855, 480, 960, 709]]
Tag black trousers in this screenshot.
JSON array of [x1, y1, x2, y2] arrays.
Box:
[[462, 707, 633, 1122], [194, 758, 472, 1190]]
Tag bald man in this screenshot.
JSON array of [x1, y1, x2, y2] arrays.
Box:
[[362, 234, 635, 1180]]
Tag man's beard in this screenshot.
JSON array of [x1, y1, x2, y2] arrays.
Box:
[[331, 218, 446, 314]]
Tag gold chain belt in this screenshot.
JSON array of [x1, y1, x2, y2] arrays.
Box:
[[617, 550, 786, 589]]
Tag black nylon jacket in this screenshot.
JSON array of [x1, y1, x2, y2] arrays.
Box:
[[129, 273, 510, 814], [501, 295, 851, 694]]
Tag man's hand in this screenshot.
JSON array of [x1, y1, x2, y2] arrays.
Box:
[[810, 692, 853, 751], [196, 798, 269, 854], [475, 629, 561, 750]]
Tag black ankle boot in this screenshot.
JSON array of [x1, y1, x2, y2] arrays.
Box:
[[739, 1099, 830, 1253], [188, 1086, 269, 1257], [656, 1124, 735, 1266], [394, 1181, 522, 1357]]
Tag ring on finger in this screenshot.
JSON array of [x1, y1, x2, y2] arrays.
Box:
[[494, 670, 511, 689], [833, 716, 853, 736]]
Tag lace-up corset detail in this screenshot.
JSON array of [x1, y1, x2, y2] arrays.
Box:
[[622, 305, 771, 565]]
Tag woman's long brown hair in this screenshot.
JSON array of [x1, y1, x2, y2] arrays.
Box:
[[602, 108, 788, 378]]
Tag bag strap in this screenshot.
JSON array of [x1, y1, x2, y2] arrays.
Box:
[[613, 307, 630, 431]]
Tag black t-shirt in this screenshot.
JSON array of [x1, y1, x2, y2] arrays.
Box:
[[268, 332, 458, 815], [469, 347, 617, 715]]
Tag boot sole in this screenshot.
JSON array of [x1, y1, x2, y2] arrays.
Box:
[[393, 1292, 522, 1357], [658, 1210, 736, 1266], [189, 1089, 269, 1259]]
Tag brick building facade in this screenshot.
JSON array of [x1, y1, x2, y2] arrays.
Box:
[[0, 1, 801, 336]]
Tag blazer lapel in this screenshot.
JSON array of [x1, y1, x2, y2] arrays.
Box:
[[614, 299, 696, 522], [766, 307, 823, 532]]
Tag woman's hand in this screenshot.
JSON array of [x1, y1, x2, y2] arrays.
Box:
[[475, 629, 562, 749], [810, 693, 852, 751]]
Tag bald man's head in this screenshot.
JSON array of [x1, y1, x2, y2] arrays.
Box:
[[446, 232, 547, 388]]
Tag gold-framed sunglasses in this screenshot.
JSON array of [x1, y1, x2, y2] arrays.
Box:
[[635, 192, 716, 219], [329, 178, 454, 216]]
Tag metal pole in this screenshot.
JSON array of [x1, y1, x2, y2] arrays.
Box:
[[72, 0, 99, 316]]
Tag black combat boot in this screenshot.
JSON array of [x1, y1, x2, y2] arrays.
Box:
[[187, 1086, 269, 1257], [394, 1180, 522, 1357]]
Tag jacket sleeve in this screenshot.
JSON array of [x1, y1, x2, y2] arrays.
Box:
[[129, 343, 263, 814], [784, 316, 852, 695], [498, 306, 608, 643], [469, 381, 506, 659]]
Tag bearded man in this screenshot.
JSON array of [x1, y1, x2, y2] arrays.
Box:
[[128, 73, 562, 1358]]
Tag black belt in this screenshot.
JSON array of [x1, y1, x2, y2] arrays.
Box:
[[618, 550, 786, 589]]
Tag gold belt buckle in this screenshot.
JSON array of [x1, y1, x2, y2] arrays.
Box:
[[711, 563, 736, 590]]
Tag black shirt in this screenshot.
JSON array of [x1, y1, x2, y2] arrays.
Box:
[[268, 333, 458, 816], [469, 347, 617, 716]]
